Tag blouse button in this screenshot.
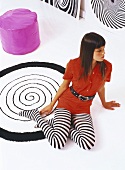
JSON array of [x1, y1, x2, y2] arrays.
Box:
[[93, 72, 94, 74]]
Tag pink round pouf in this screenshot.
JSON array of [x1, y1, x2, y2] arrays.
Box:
[[0, 9, 40, 55]]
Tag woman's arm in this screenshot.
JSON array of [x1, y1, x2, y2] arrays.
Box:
[[40, 79, 71, 115], [50, 79, 71, 107], [98, 83, 120, 110]]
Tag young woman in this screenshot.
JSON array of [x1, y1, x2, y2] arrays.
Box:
[[19, 32, 120, 150]]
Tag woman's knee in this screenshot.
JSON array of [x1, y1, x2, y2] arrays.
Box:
[[79, 137, 96, 150], [50, 137, 67, 149], [87, 140, 95, 150]]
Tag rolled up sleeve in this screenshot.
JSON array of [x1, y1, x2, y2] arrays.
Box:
[[105, 63, 112, 82], [63, 60, 73, 80]]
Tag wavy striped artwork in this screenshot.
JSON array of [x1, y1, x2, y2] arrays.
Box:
[[42, 0, 81, 19], [91, 0, 125, 29]]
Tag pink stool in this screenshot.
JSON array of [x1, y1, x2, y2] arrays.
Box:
[[0, 9, 40, 55]]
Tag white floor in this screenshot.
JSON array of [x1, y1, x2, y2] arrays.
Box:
[[0, 1, 125, 170]]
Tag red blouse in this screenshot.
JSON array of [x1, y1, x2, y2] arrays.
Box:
[[56, 57, 112, 114]]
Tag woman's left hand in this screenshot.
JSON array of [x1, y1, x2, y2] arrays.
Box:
[[103, 101, 121, 110]]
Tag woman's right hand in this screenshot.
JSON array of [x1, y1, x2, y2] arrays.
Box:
[[40, 104, 53, 116], [39, 80, 70, 116]]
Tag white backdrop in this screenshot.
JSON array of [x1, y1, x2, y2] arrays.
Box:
[[0, 0, 125, 170]]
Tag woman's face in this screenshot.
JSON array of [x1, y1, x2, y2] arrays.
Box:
[[93, 46, 105, 62]]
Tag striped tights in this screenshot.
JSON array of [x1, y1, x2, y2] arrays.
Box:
[[70, 113, 95, 150], [19, 108, 95, 150]]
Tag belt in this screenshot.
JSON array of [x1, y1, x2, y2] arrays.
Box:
[[70, 86, 95, 101]]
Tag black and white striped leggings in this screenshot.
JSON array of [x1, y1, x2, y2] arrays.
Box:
[[19, 108, 95, 150]]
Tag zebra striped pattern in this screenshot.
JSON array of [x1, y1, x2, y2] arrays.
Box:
[[19, 108, 95, 150], [34, 108, 71, 149], [18, 108, 38, 121], [34, 118, 54, 128], [19, 108, 71, 149], [70, 113, 95, 150]]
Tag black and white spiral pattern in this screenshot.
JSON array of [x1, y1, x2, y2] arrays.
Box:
[[0, 62, 65, 141], [42, 0, 80, 18], [91, 0, 125, 29], [0, 74, 59, 121], [0, 62, 64, 122]]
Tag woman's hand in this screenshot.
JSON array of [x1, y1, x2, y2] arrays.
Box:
[[40, 104, 53, 116], [39, 79, 70, 116], [102, 101, 120, 110]]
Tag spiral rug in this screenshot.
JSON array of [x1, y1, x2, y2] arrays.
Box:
[[0, 61, 65, 142]]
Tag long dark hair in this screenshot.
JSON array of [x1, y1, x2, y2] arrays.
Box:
[[79, 32, 106, 80]]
